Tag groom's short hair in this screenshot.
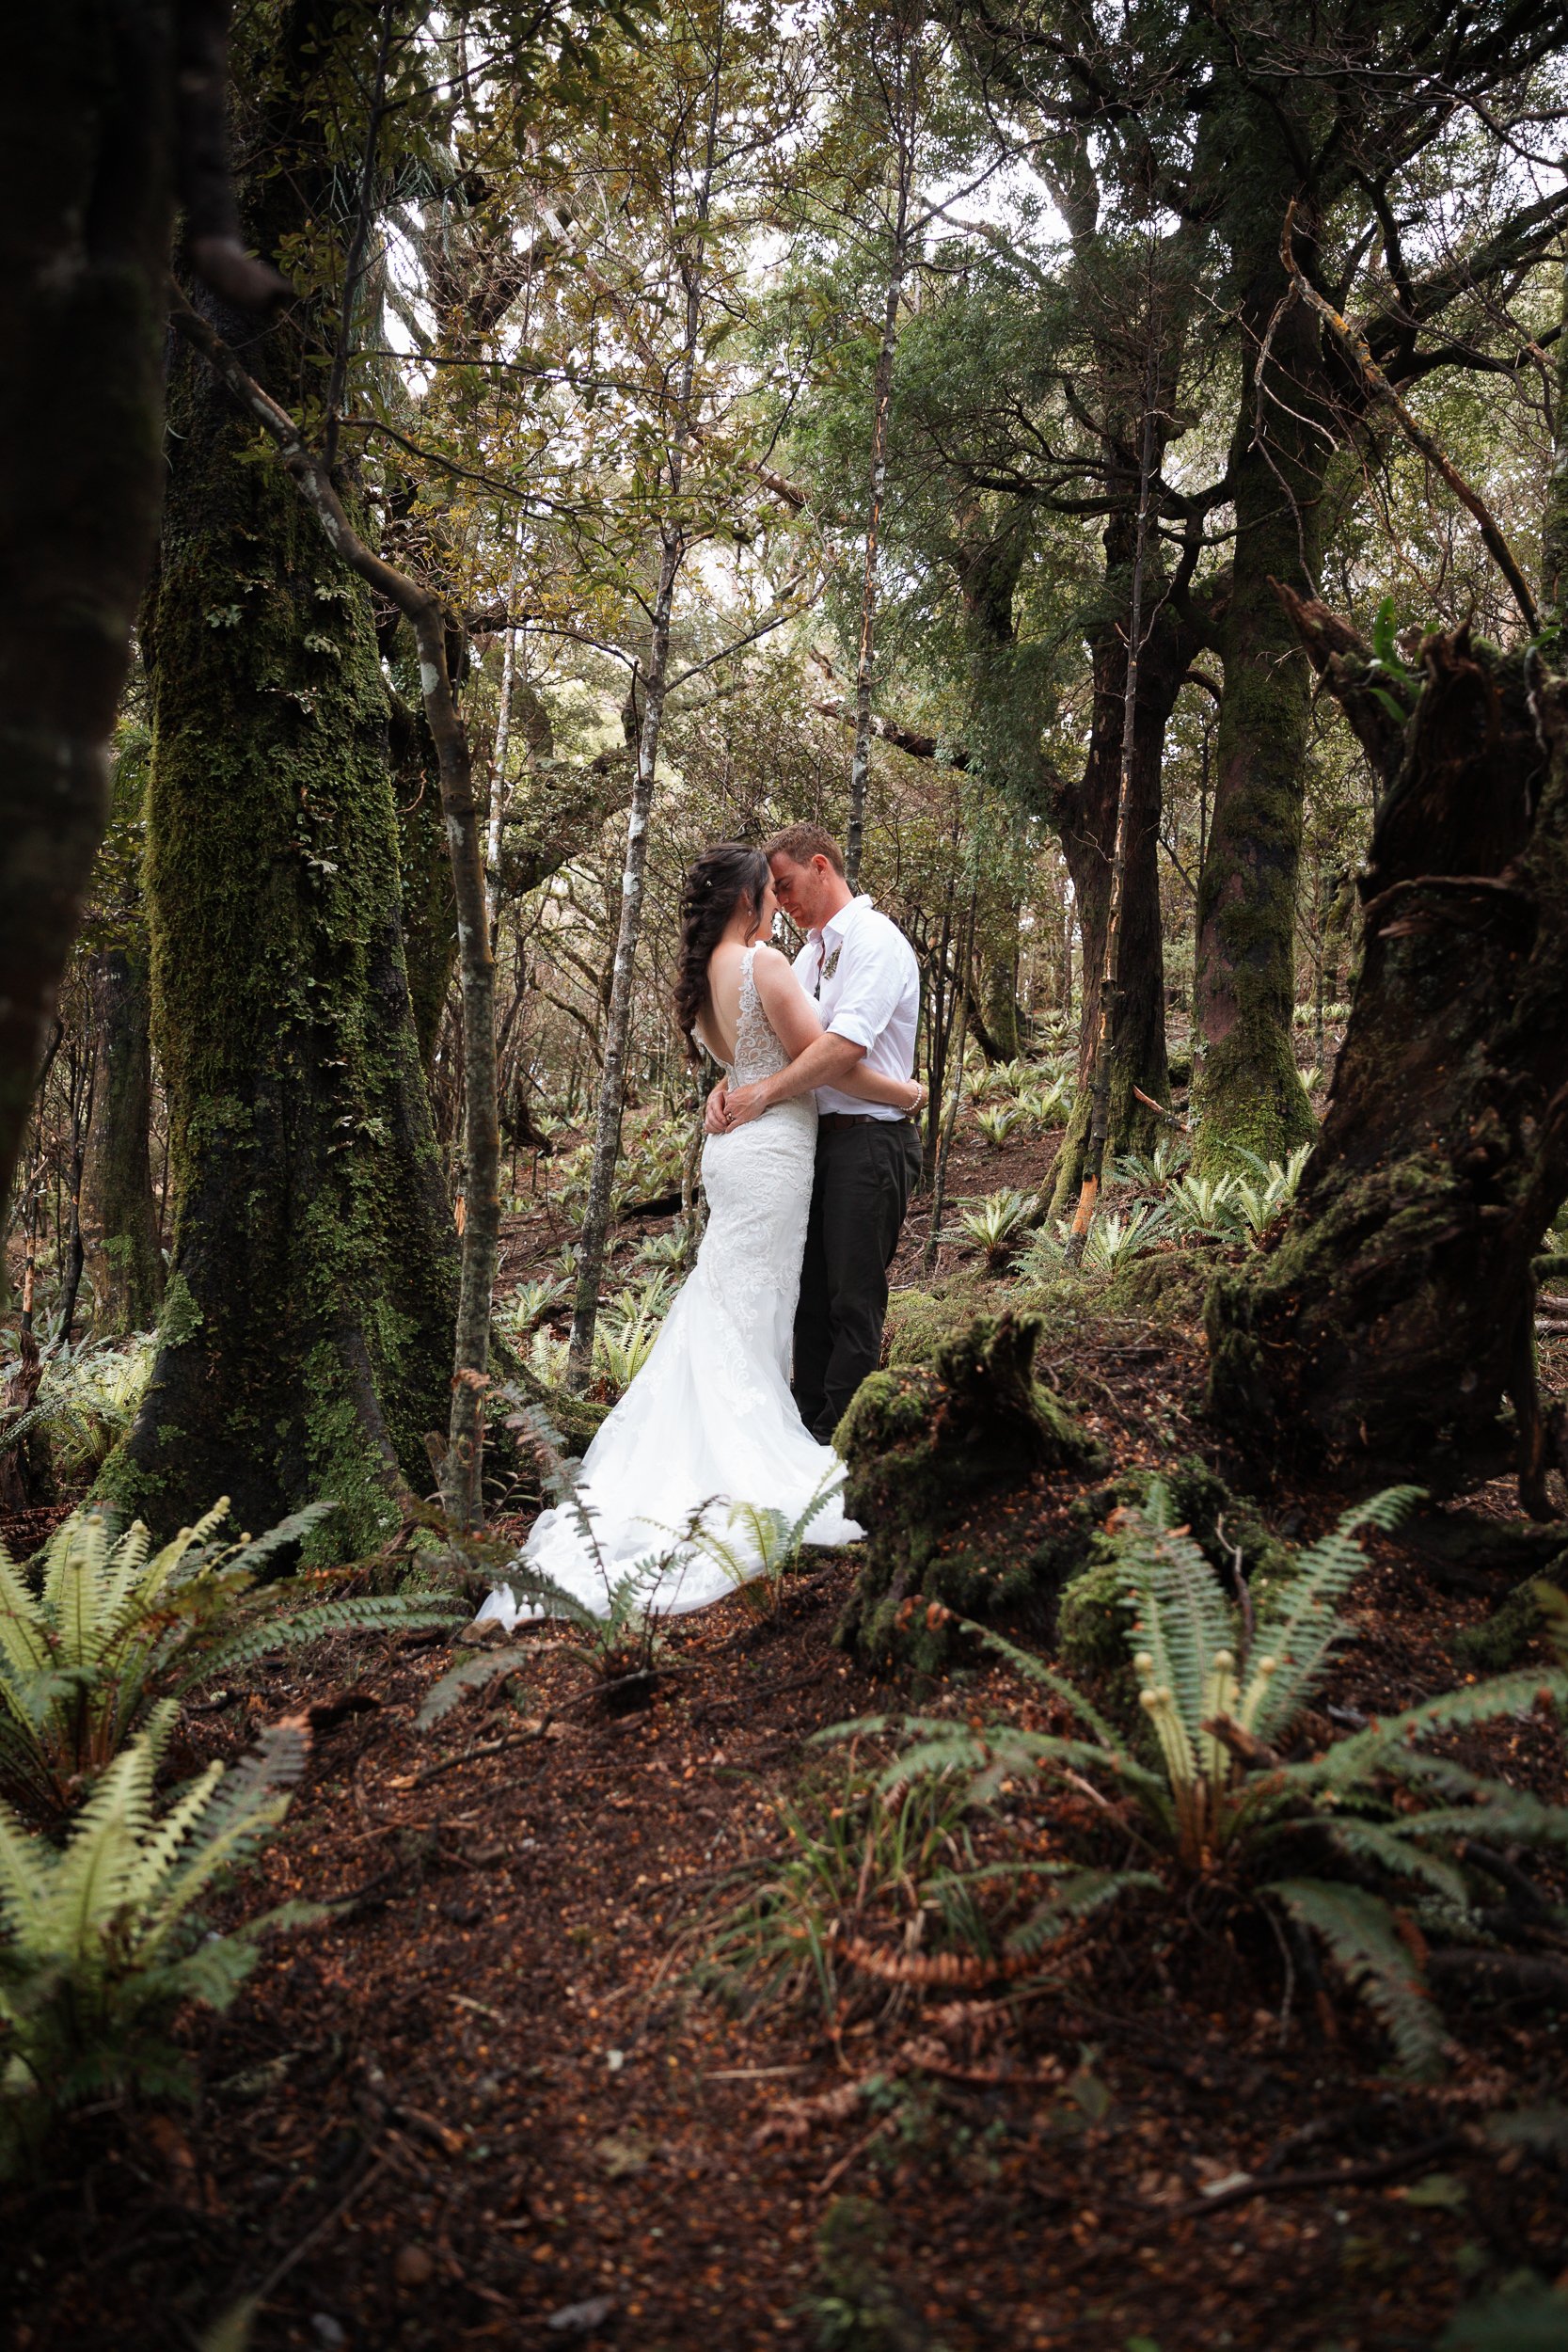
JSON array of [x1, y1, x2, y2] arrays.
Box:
[[763, 822, 845, 875]]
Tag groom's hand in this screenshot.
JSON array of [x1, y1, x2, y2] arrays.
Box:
[[722, 1079, 768, 1128], [704, 1078, 729, 1136]]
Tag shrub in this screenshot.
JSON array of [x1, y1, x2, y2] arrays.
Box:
[[0, 1334, 155, 1484], [974, 1104, 1021, 1147]]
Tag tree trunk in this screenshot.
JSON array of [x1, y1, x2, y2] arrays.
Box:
[[847, 11, 921, 892], [1047, 567, 1181, 1211], [112, 282, 457, 1547], [0, 0, 176, 1223], [567, 529, 683, 1389], [1192, 171, 1322, 1171], [564, 56, 724, 1391], [388, 656, 458, 1073], [1207, 621, 1568, 1509], [81, 942, 164, 1335]]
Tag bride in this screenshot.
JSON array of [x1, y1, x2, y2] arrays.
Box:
[[478, 841, 924, 1623]]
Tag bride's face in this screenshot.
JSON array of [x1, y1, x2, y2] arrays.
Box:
[[750, 877, 779, 937]]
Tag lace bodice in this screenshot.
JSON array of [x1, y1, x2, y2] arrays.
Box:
[[723, 946, 792, 1087]]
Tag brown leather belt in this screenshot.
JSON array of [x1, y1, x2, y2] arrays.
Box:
[[817, 1111, 911, 1129]]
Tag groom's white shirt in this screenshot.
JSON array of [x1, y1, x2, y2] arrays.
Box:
[[792, 893, 920, 1120]]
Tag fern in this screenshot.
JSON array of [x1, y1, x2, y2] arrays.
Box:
[[0, 1715, 321, 2165], [692, 1470, 845, 1619], [1243, 1487, 1421, 1741], [1003, 1867, 1162, 1957], [0, 1496, 461, 1824], [1273, 1879, 1445, 2077], [415, 1646, 532, 1729], [817, 1482, 1568, 2076]]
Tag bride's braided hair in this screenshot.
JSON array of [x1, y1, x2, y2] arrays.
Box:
[[674, 842, 771, 1064]]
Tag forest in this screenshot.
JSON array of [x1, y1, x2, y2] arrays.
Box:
[[5, 0, 1568, 2344]]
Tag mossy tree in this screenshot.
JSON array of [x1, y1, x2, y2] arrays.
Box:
[[1189, 113, 1326, 1171], [80, 718, 165, 1335], [1207, 605, 1568, 1510], [114, 6, 459, 1549], [948, 1, 1568, 1173]]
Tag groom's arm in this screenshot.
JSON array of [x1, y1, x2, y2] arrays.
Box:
[[723, 1031, 866, 1126]]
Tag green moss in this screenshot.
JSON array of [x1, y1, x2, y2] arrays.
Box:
[[1103, 1246, 1212, 1326], [882, 1274, 991, 1370], [157, 1269, 202, 1348], [1055, 1557, 1126, 1674], [834, 1313, 1104, 1674], [1454, 1553, 1568, 1674]]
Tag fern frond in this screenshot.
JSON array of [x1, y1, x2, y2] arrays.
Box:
[[1113, 1486, 1223, 1768], [966, 1621, 1135, 1757], [415, 1646, 531, 1729], [1307, 1670, 1568, 1790], [1532, 1580, 1568, 1668], [1312, 1818, 1472, 1905], [1272, 1878, 1444, 2077], [0, 1547, 49, 1676], [47, 1733, 162, 1956], [184, 1595, 460, 1688], [227, 1502, 339, 1577], [1004, 1867, 1160, 1956], [1336, 1485, 1425, 1537], [1246, 1502, 1407, 1740]]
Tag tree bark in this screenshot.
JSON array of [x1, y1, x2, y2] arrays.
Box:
[[0, 0, 177, 1226], [116, 300, 460, 1549], [1192, 154, 1322, 1171], [108, 38, 465, 1549], [1207, 624, 1568, 1510], [81, 941, 165, 1335]]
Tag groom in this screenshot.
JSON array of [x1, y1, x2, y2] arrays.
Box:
[[705, 822, 922, 1442]]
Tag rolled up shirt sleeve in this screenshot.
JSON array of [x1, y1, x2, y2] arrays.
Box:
[[826, 935, 903, 1053]]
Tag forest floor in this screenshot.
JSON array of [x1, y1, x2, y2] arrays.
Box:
[[4, 1120, 1568, 2352]]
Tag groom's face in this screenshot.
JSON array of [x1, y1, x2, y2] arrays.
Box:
[[769, 851, 830, 932]]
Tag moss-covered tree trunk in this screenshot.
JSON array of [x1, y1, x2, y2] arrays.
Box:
[[119, 333, 457, 1547], [1191, 166, 1321, 1171], [81, 940, 165, 1336], [111, 44, 458, 1548], [0, 0, 176, 1222], [1207, 624, 1568, 1508]]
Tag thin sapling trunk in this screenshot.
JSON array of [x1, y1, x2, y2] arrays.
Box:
[[1064, 378, 1158, 1267]]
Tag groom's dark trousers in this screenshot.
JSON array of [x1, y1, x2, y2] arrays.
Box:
[[793, 1112, 923, 1445]]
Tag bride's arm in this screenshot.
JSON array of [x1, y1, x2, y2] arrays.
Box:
[[749, 949, 924, 1114]]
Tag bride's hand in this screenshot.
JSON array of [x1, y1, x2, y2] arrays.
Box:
[[906, 1078, 927, 1115]]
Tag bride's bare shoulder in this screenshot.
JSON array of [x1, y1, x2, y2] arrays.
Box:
[[749, 942, 802, 996]]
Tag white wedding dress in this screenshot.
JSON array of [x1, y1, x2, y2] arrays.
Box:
[[477, 947, 863, 1624]]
